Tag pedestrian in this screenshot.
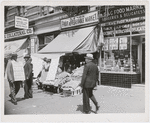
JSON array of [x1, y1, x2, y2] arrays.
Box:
[[6, 53, 22, 105], [80, 54, 100, 114], [23, 54, 33, 99], [39, 58, 50, 83]]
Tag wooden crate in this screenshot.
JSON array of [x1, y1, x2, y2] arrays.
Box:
[[62, 86, 82, 97]]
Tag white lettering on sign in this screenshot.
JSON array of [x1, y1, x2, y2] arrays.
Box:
[[15, 16, 29, 29], [5, 28, 33, 40], [61, 11, 98, 28]]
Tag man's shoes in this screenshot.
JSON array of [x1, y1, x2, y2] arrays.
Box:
[[95, 105, 100, 113], [13, 102, 17, 105], [9, 94, 12, 98], [83, 111, 91, 114]]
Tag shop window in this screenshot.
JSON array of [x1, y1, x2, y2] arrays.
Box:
[[101, 37, 133, 72]]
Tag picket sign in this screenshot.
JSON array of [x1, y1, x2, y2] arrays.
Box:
[[12, 60, 25, 81]]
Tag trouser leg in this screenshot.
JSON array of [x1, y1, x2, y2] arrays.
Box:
[[24, 80, 29, 98], [28, 83, 33, 98], [90, 95, 98, 106], [82, 88, 90, 113], [9, 82, 17, 103], [14, 81, 21, 95]]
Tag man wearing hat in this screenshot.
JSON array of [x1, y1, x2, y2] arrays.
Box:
[[6, 53, 22, 105], [23, 54, 33, 99], [80, 54, 100, 114]]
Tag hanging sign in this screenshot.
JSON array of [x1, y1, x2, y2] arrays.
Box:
[[61, 11, 98, 29], [109, 38, 118, 50], [15, 16, 29, 29], [119, 37, 127, 50], [46, 57, 60, 81], [12, 60, 25, 81], [5, 28, 33, 40]]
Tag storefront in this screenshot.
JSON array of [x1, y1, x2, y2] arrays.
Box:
[[99, 5, 145, 88]]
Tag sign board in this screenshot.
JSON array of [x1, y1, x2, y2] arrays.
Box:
[[46, 57, 60, 81], [109, 38, 118, 50], [61, 11, 98, 29], [12, 60, 25, 81], [5, 28, 33, 40], [100, 6, 145, 23], [15, 16, 29, 29], [119, 37, 127, 50]]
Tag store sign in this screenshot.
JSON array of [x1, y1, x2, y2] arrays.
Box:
[[119, 37, 127, 50], [46, 57, 60, 81], [100, 6, 145, 23], [15, 16, 29, 29], [109, 38, 118, 50], [5, 28, 33, 40], [61, 11, 98, 29]]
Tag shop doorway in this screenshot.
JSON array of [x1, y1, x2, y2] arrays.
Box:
[[142, 43, 145, 83]]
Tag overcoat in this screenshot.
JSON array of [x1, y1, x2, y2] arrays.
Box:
[[80, 61, 99, 88], [24, 61, 32, 81]]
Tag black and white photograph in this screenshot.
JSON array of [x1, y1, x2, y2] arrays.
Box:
[[1, 0, 149, 122]]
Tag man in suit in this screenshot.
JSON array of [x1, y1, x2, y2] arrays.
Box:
[[24, 54, 33, 99], [6, 53, 22, 105], [80, 54, 100, 114]]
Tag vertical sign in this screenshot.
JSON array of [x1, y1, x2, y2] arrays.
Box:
[[15, 16, 29, 29], [46, 57, 60, 81], [31, 38, 35, 53], [119, 37, 127, 50], [12, 61, 25, 81]]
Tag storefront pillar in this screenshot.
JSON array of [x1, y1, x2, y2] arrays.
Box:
[[138, 38, 142, 83]]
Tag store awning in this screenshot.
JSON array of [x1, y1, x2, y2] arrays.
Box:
[[4, 38, 28, 58], [38, 26, 97, 54], [31, 53, 65, 59]]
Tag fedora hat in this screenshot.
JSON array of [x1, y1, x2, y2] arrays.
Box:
[[11, 53, 18, 57], [24, 54, 30, 58], [85, 54, 94, 60], [42, 57, 47, 61]]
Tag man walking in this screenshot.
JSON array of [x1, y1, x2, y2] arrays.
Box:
[[80, 54, 100, 114], [24, 54, 33, 99], [6, 53, 22, 105]]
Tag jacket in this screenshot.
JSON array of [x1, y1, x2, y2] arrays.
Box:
[[6, 60, 14, 83], [24, 61, 32, 80], [80, 61, 99, 88]]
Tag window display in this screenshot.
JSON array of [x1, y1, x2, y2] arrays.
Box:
[[101, 37, 139, 73]]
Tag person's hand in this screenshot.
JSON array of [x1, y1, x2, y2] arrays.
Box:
[[10, 80, 14, 83]]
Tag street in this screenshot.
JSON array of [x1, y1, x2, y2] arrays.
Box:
[[4, 79, 145, 114]]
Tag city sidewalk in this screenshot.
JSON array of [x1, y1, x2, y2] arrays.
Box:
[[4, 79, 145, 114]]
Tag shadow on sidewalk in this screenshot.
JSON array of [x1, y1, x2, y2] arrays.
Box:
[[76, 105, 96, 114]]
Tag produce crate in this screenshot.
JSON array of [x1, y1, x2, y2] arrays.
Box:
[[62, 86, 82, 97]]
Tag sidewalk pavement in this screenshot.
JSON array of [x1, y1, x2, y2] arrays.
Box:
[[4, 79, 145, 114]]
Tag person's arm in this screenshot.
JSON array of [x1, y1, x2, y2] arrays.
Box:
[[80, 65, 88, 88], [7, 61, 14, 83], [26, 63, 32, 79]]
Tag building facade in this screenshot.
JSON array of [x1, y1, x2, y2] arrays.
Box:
[[4, 5, 145, 86]]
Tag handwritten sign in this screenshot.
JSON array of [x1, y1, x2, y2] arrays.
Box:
[[12, 61, 25, 81], [46, 57, 60, 81], [119, 37, 127, 50]]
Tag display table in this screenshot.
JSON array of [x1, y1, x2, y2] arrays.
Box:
[[100, 71, 140, 88]]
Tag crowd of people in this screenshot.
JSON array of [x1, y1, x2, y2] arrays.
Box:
[[5, 52, 100, 114]]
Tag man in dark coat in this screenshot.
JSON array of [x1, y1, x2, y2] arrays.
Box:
[[6, 53, 22, 105], [23, 54, 33, 99], [80, 54, 100, 114]]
